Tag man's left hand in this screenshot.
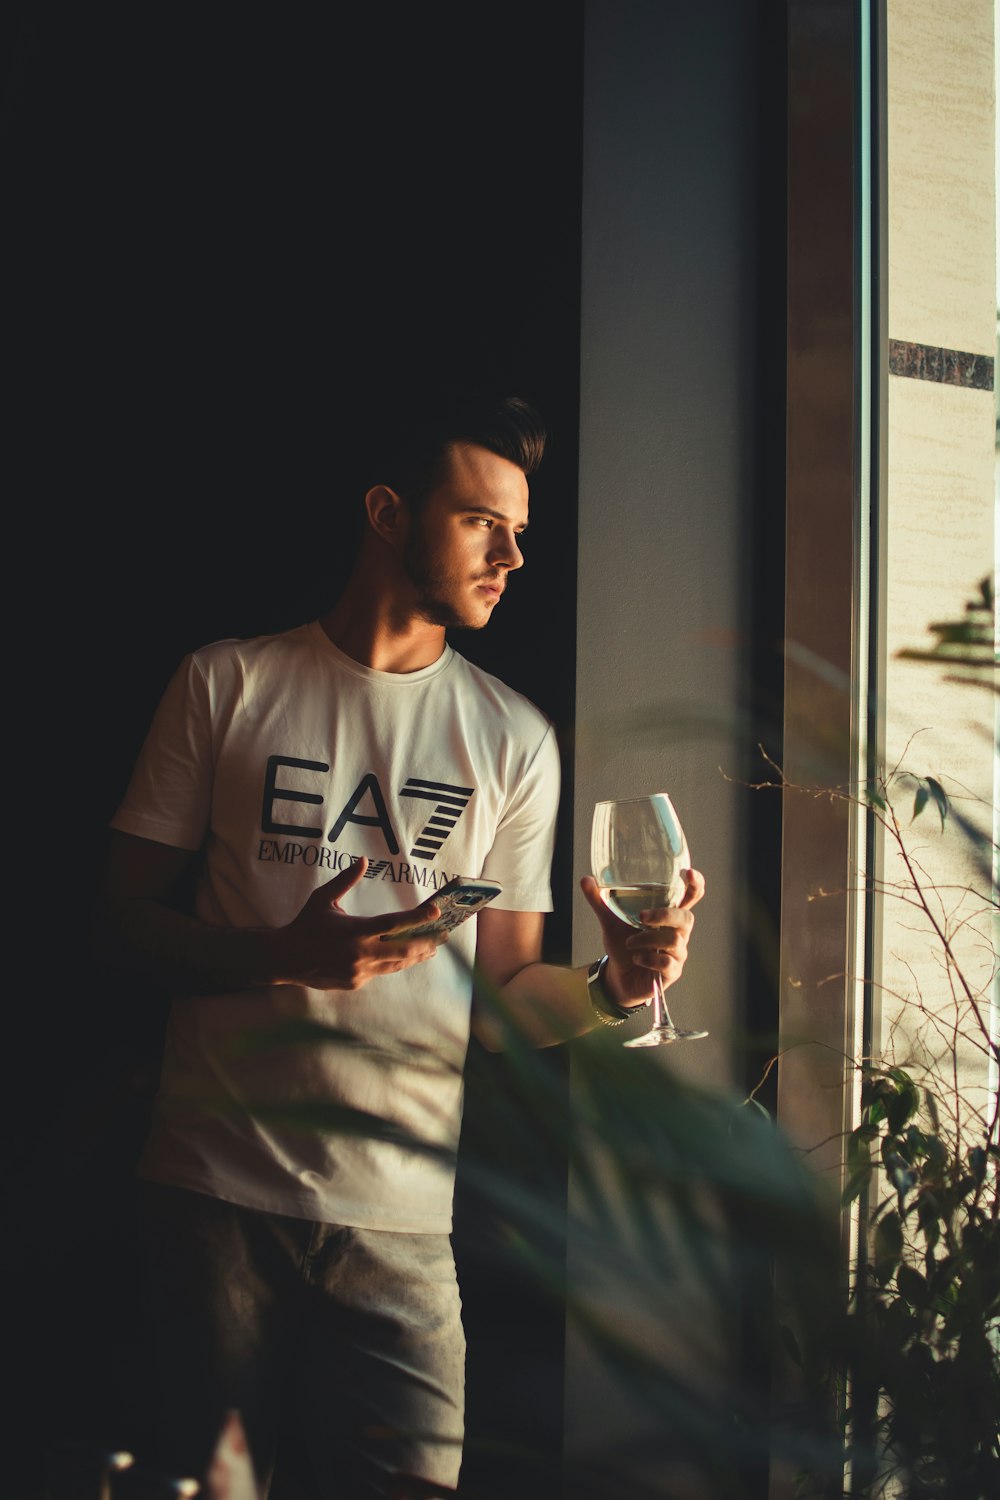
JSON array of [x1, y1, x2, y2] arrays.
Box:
[[579, 869, 705, 1009]]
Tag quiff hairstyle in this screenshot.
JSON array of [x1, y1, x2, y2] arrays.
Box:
[[367, 387, 547, 510]]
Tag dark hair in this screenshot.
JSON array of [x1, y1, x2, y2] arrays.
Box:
[[366, 386, 546, 507]]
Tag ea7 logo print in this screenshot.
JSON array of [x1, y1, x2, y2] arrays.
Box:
[[400, 779, 474, 860], [261, 757, 474, 864]]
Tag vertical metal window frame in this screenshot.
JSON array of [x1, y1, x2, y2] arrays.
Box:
[[993, 2, 1000, 1125], [773, 6, 883, 1484], [777, 0, 877, 1203]]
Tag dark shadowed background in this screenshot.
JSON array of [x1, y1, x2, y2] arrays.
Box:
[[7, 4, 583, 1495]]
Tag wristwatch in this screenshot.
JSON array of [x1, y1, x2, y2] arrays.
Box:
[[587, 954, 642, 1026]]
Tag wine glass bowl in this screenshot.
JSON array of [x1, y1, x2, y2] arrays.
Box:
[[591, 793, 708, 1047]]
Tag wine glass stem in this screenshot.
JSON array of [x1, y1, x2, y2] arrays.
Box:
[[651, 973, 670, 1030]]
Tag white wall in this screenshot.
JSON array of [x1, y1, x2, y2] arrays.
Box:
[[567, 1, 761, 1488]]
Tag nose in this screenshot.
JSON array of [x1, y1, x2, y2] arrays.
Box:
[[487, 528, 524, 572]]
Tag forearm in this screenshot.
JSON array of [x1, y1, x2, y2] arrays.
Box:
[[474, 959, 645, 1051], [100, 847, 444, 996], [100, 897, 283, 995]]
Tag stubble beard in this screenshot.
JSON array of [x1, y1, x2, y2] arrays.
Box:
[[403, 525, 494, 631]]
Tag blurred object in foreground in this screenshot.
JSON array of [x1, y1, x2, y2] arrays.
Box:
[[44, 1443, 134, 1500], [206, 1412, 258, 1500]]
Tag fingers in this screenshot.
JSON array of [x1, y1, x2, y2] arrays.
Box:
[[635, 954, 685, 986], [581, 876, 634, 957], [318, 857, 368, 908], [627, 928, 688, 959], [580, 875, 616, 931], [371, 940, 443, 974], [629, 876, 697, 981], [368, 899, 442, 938], [627, 945, 686, 987], [628, 906, 691, 951], [626, 920, 689, 983], [367, 924, 446, 975], [635, 904, 695, 935]]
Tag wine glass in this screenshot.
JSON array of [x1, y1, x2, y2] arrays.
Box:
[[591, 793, 707, 1047]]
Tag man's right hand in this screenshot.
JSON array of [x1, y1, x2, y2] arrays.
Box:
[[268, 857, 444, 991]]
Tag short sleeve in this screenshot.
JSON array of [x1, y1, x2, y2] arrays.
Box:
[[109, 653, 215, 852], [480, 722, 561, 912]]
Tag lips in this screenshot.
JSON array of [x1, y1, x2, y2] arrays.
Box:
[[476, 578, 504, 600]]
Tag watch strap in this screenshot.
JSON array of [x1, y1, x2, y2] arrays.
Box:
[[587, 955, 634, 1026]]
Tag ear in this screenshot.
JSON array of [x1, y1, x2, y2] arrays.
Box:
[[364, 484, 409, 545]]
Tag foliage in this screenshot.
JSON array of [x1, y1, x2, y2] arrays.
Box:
[[756, 730, 999, 1498], [108, 577, 995, 1499], [841, 1064, 1000, 1500], [250, 989, 851, 1498], [239, 622, 999, 1497], [842, 759, 1000, 1499], [239, 579, 996, 1500]]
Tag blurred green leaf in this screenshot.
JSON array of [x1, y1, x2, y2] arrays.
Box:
[[884, 1153, 917, 1200], [875, 1211, 904, 1284], [886, 1082, 918, 1135], [925, 776, 948, 830], [896, 1264, 928, 1307], [924, 1135, 948, 1173], [843, 1167, 871, 1206], [916, 1192, 941, 1251]]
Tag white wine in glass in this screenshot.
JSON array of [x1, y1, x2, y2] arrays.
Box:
[[591, 793, 707, 1047]]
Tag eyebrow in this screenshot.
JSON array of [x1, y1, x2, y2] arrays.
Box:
[[466, 505, 529, 532]]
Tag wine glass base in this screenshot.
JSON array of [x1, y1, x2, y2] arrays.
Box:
[[624, 1026, 709, 1047]]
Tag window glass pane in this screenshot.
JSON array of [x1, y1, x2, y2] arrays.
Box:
[[875, 0, 997, 1193]]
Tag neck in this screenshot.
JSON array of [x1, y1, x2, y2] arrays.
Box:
[[318, 568, 447, 674]]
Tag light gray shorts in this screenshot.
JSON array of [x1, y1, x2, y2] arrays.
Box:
[[137, 1181, 465, 1498]]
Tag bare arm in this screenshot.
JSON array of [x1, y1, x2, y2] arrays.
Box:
[[98, 830, 445, 995], [471, 870, 705, 1051]]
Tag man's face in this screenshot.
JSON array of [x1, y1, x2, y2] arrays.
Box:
[[402, 442, 529, 629]]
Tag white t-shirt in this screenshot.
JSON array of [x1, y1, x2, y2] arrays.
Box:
[[111, 621, 560, 1232]]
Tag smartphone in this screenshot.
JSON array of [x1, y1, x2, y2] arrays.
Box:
[[381, 876, 503, 941]]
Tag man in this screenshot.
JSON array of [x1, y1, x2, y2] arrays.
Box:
[[102, 389, 703, 1498]]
